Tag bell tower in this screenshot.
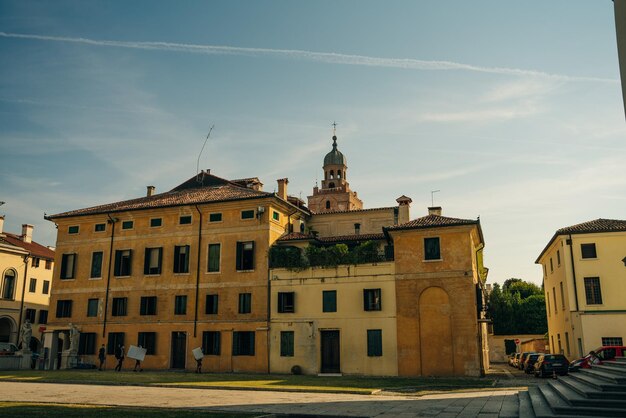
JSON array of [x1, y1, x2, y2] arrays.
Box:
[[307, 125, 363, 213]]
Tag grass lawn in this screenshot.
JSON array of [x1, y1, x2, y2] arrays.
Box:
[[0, 402, 262, 418], [0, 370, 494, 394]]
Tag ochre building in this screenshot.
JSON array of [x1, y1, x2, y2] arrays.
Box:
[[45, 133, 489, 376]]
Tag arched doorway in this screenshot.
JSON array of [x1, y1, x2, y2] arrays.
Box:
[[0, 316, 16, 343], [419, 286, 454, 375]]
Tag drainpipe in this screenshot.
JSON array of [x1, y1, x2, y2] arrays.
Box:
[[17, 253, 30, 347], [102, 214, 117, 338], [267, 265, 272, 374], [193, 205, 203, 338], [567, 234, 580, 312]]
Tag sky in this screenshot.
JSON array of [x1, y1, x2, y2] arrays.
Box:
[[1, 0, 624, 286]]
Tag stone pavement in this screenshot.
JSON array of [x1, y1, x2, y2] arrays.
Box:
[[2, 381, 522, 417]]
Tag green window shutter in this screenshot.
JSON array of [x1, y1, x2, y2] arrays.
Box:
[[144, 248, 150, 275], [323, 291, 336, 312], [280, 331, 294, 357], [208, 244, 220, 272], [114, 251, 122, 276], [236, 242, 242, 270], [367, 330, 382, 356]]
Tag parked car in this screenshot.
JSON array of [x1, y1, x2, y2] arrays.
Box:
[[569, 346, 626, 371], [507, 354, 517, 367], [512, 353, 522, 368], [534, 353, 569, 377], [523, 353, 541, 374], [518, 352, 536, 370], [0, 342, 18, 355]]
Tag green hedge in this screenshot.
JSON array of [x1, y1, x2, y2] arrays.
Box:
[[269, 241, 391, 270]]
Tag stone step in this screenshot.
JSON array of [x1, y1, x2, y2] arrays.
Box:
[[568, 372, 626, 392], [537, 384, 626, 417], [599, 360, 626, 370], [519, 390, 536, 418], [580, 368, 626, 384], [593, 363, 626, 374], [527, 386, 557, 418], [549, 379, 626, 409], [559, 375, 626, 400]]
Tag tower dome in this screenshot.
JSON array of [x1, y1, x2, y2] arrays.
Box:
[[323, 135, 347, 166]]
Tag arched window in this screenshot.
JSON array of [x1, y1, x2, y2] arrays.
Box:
[[330, 170, 334, 179], [2, 269, 17, 300], [300, 222, 305, 233], [325, 201, 331, 210], [328, 182, 335, 188], [338, 170, 342, 179], [325, 171, 328, 180]]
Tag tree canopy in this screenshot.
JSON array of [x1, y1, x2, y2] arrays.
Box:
[[487, 279, 547, 335]]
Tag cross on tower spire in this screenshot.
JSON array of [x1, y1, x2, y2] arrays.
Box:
[[332, 121, 337, 136]]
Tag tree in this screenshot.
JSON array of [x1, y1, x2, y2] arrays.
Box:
[[487, 279, 547, 335]]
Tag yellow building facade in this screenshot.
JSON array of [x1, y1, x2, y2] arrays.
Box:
[[0, 218, 54, 351], [536, 219, 626, 359]]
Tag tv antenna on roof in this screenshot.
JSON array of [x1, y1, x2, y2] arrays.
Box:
[[196, 125, 214, 184], [431, 190, 440, 207]]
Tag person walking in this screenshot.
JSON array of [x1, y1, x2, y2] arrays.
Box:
[[98, 344, 106, 371], [195, 356, 202, 374], [114, 344, 125, 372], [133, 345, 143, 372]]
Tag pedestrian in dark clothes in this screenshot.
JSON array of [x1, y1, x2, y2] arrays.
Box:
[[114, 344, 125, 371], [196, 357, 202, 373], [133, 345, 143, 372], [98, 344, 106, 371]]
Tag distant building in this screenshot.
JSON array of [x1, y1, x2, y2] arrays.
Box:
[[536, 219, 626, 359], [44, 132, 489, 376], [0, 217, 54, 351]]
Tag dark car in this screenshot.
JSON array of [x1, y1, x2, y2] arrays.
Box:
[[512, 353, 522, 368], [523, 353, 541, 374], [534, 354, 569, 377], [518, 352, 536, 370]]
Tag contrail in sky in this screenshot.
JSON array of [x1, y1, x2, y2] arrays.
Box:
[[0, 31, 618, 83]]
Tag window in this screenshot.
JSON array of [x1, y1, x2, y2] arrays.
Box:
[[206, 294, 218, 314], [2, 269, 16, 299], [107, 332, 125, 355], [325, 200, 330, 209], [550, 258, 553, 273], [29, 278, 37, 293], [207, 244, 220, 273], [38, 310, 48, 324], [179, 215, 192, 225], [236, 241, 255, 271], [277, 292, 295, 313], [95, 223, 106, 232], [78, 332, 97, 355], [25, 308, 36, 324], [32, 257, 40, 268], [60, 253, 76, 279], [144, 247, 162, 275], [354, 223, 360, 235], [68, 225, 79, 234], [241, 210, 255, 220], [602, 337, 623, 346], [565, 332, 570, 356], [112, 297, 128, 316], [91, 251, 103, 278], [202, 331, 221, 355], [280, 331, 294, 357], [560, 282, 565, 309], [581, 243, 597, 259], [56, 300, 72, 318], [552, 287, 557, 314], [584, 277, 602, 304], [424, 237, 441, 260], [546, 291, 551, 317], [209, 213, 222, 222], [121, 220, 134, 230], [232, 331, 255, 356], [367, 329, 383, 356], [174, 295, 187, 315], [45, 260, 52, 270], [238, 293, 251, 314], [114, 250, 132, 276], [363, 288, 382, 311], [272, 211, 280, 221], [557, 250, 561, 266], [140, 296, 157, 315], [174, 245, 190, 273], [322, 290, 337, 313], [87, 298, 99, 317], [557, 333, 562, 354], [150, 218, 162, 228], [138, 332, 156, 355], [42, 280, 50, 295]]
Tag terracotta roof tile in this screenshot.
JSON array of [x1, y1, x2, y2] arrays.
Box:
[[1, 233, 55, 259], [386, 214, 478, 231], [316, 233, 386, 243], [310, 206, 396, 215], [276, 232, 314, 242]]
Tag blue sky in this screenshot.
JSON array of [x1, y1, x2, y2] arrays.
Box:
[[1, 0, 624, 285]]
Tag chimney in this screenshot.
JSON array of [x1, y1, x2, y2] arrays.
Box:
[[277, 178, 289, 200], [22, 224, 33, 243], [428, 206, 442, 216], [395, 195, 412, 224], [0, 215, 4, 234], [147, 186, 155, 197]]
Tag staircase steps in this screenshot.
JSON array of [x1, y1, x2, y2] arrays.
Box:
[[567, 371, 626, 392], [558, 375, 626, 400], [600, 360, 626, 370], [518, 390, 536, 418], [548, 379, 626, 409], [537, 384, 626, 417], [579, 368, 626, 384], [594, 363, 626, 374]]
